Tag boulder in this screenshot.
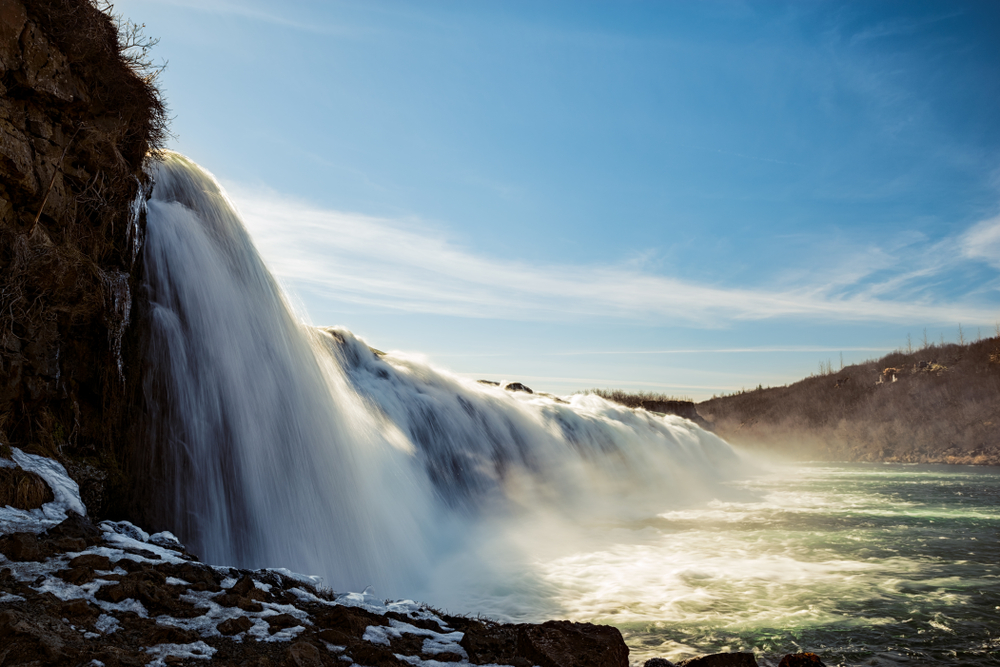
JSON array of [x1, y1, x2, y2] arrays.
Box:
[[0, 531, 42, 561], [56, 565, 96, 585], [267, 613, 303, 634], [460, 621, 526, 666], [676, 654, 757, 667], [519, 620, 629, 667], [283, 641, 323, 667], [217, 616, 254, 636], [69, 553, 111, 570], [778, 653, 825, 667], [43, 511, 102, 546], [460, 619, 629, 667]]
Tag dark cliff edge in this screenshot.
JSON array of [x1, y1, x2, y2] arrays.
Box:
[[698, 337, 1000, 466], [0, 0, 166, 519]]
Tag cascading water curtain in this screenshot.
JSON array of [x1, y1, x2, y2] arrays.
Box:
[[141, 151, 749, 602]]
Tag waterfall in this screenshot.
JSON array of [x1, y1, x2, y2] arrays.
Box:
[[142, 152, 748, 605]]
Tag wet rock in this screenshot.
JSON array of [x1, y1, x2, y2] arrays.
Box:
[[115, 557, 152, 573], [56, 565, 96, 585], [69, 553, 111, 570], [0, 608, 67, 662], [46, 535, 87, 552], [95, 568, 201, 617], [44, 511, 102, 546], [90, 645, 147, 667], [218, 615, 254, 636], [148, 623, 200, 645], [427, 652, 462, 664], [778, 653, 825, 667], [503, 382, 533, 394], [123, 546, 161, 560], [645, 660, 675, 667], [56, 598, 98, 623], [230, 573, 269, 601], [314, 603, 386, 645], [213, 591, 265, 612], [212, 573, 271, 610], [459, 621, 529, 666], [386, 630, 425, 656], [384, 609, 445, 633], [283, 641, 323, 667], [459, 618, 628, 667], [155, 561, 221, 592], [0, 0, 27, 71], [676, 653, 758, 667], [519, 620, 629, 667], [19, 20, 78, 102], [0, 117, 36, 191], [267, 613, 303, 634], [0, 532, 42, 561], [349, 642, 409, 666]]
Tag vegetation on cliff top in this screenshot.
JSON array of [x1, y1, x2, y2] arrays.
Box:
[[698, 333, 1000, 465], [584, 388, 693, 407]]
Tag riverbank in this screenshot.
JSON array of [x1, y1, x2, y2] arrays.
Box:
[[695, 336, 1000, 465]]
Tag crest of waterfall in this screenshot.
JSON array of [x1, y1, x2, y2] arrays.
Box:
[[143, 152, 748, 601]]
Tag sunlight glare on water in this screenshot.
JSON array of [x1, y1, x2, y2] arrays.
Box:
[[528, 463, 1000, 666]]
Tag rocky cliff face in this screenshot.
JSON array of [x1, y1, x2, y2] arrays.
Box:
[[0, 0, 165, 518]]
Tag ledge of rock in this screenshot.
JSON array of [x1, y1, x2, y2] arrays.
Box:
[[1, 514, 631, 667], [1, 446, 630, 667]]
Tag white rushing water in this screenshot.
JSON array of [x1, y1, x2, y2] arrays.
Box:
[[142, 152, 750, 608]]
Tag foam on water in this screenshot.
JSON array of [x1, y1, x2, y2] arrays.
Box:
[[567, 463, 1000, 665], [142, 153, 748, 598]]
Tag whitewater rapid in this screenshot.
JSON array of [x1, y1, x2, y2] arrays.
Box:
[[141, 152, 748, 606]]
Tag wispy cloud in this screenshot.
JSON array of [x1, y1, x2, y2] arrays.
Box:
[[141, 0, 370, 36], [848, 11, 965, 45], [961, 215, 1000, 271], [227, 185, 998, 328]]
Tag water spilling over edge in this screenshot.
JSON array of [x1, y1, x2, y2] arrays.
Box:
[[141, 152, 749, 601]]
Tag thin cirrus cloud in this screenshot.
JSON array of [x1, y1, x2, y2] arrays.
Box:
[[226, 185, 998, 328], [961, 215, 1000, 271]]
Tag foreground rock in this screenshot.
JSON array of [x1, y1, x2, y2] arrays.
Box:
[[643, 651, 826, 667], [1, 447, 629, 667], [675, 654, 757, 667], [1, 519, 629, 666], [459, 619, 628, 667]]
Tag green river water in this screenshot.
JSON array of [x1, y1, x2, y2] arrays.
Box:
[[538, 462, 1000, 666]]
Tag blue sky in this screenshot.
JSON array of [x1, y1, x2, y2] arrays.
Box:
[[116, 0, 1000, 399]]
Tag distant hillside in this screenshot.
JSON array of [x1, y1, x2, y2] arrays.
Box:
[[696, 336, 1000, 465]]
